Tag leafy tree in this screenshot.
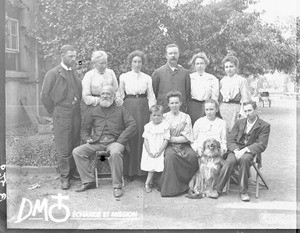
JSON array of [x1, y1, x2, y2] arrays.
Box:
[[31, 0, 296, 81]]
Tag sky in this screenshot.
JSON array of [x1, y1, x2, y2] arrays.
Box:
[[247, 0, 299, 22]]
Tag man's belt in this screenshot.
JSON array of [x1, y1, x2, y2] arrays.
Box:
[[125, 94, 147, 98]]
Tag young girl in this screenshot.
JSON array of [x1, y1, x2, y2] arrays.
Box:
[[140, 105, 170, 193]]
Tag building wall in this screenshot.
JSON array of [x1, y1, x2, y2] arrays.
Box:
[[5, 0, 41, 126]]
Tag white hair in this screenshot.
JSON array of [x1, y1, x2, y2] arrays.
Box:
[[91, 50, 108, 63]]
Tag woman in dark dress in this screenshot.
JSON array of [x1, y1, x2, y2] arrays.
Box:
[[119, 50, 156, 178], [158, 91, 198, 197]]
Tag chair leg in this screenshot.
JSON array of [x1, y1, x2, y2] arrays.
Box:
[[252, 163, 269, 189], [255, 168, 259, 198], [95, 168, 98, 188]]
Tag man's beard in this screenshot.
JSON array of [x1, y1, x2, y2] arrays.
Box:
[[99, 98, 114, 107]]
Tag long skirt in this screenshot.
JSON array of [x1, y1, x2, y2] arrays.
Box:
[[158, 143, 198, 197], [123, 97, 149, 176], [187, 100, 205, 125], [219, 103, 241, 133]]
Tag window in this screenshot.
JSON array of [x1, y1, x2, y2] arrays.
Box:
[[5, 17, 19, 52], [5, 17, 19, 70]]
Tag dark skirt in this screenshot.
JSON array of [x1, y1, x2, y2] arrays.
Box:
[[123, 97, 149, 176], [158, 143, 198, 197], [187, 100, 205, 125]]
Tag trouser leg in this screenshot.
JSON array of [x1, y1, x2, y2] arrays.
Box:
[[214, 152, 237, 194], [107, 142, 124, 189], [238, 152, 254, 194], [69, 107, 81, 177], [73, 143, 105, 184], [53, 106, 75, 181]]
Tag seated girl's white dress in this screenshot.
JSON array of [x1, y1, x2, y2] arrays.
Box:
[[140, 120, 170, 172]]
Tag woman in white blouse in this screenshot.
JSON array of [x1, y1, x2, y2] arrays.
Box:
[[187, 52, 219, 125], [219, 55, 251, 133], [82, 50, 122, 106], [119, 50, 156, 178]]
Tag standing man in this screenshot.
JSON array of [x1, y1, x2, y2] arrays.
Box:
[[41, 45, 82, 190], [72, 85, 136, 198], [209, 101, 270, 201], [152, 44, 190, 113]]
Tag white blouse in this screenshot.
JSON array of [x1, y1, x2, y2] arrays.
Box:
[[82, 68, 119, 106], [163, 111, 194, 143], [192, 116, 227, 155], [119, 71, 156, 108], [220, 74, 251, 103], [190, 72, 219, 101]]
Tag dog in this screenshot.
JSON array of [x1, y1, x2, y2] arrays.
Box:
[[187, 138, 222, 199]]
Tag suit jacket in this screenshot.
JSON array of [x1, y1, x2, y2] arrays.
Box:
[[81, 105, 137, 146], [152, 63, 190, 113], [41, 64, 82, 113], [227, 117, 270, 155]]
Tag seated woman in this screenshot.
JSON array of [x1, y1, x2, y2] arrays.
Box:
[[158, 91, 198, 197], [188, 99, 227, 197]]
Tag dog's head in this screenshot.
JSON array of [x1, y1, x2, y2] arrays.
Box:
[[202, 138, 221, 158]]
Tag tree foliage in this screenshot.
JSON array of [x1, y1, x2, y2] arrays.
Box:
[[31, 0, 296, 79]]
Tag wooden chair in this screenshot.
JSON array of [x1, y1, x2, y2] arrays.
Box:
[[93, 150, 125, 188], [225, 154, 269, 198]]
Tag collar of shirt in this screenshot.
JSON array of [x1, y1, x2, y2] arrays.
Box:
[[168, 64, 178, 72], [245, 116, 258, 133], [61, 62, 72, 71]]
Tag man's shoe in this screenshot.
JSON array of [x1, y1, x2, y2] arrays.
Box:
[[208, 189, 219, 199], [240, 193, 250, 202], [75, 182, 96, 192], [114, 188, 123, 198], [61, 180, 70, 190]]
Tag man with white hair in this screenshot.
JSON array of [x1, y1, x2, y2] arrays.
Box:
[[72, 85, 137, 197]]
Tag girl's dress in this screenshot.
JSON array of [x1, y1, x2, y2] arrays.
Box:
[[140, 120, 170, 172], [119, 71, 156, 176], [192, 116, 227, 155]]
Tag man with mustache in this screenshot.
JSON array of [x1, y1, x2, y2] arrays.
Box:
[[41, 45, 82, 190], [72, 85, 137, 197], [152, 44, 190, 113]]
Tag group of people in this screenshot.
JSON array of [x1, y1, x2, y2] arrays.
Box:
[[41, 43, 270, 201]]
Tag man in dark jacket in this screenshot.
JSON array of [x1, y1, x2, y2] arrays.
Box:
[[72, 85, 137, 198], [152, 44, 190, 113], [209, 100, 270, 201], [41, 45, 82, 190]]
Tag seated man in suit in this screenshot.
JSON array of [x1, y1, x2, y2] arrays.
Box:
[[72, 85, 137, 197], [209, 100, 270, 201]]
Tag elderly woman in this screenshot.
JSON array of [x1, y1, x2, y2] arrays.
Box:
[[158, 91, 198, 197], [187, 52, 219, 125], [219, 55, 251, 133], [82, 50, 122, 106], [119, 50, 156, 178]]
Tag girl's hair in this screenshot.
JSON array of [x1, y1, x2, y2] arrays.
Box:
[[149, 105, 163, 115], [166, 91, 182, 103], [204, 99, 222, 119], [189, 52, 210, 66], [222, 55, 239, 69], [127, 50, 146, 66]]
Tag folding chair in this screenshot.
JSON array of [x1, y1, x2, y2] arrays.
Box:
[[225, 154, 269, 198]]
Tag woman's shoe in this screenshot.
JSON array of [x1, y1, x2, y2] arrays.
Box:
[[145, 184, 152, 193]]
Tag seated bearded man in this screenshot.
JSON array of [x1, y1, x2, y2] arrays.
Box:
[[72, 85, 137, 197]]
